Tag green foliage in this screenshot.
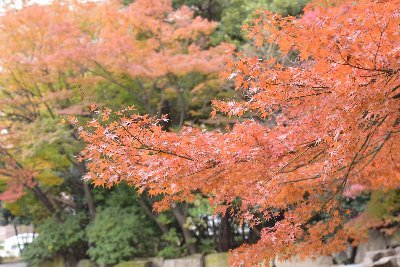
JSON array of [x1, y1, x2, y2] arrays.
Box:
[[170, 0, 309, 45], [17, 118, 79, 195], [94, 72, 226, 129], [199, 239, 216, 254], [94, 78, 149, 112], [86, 206, 159, 265], [212, 0, 309, 44], [268, 0, 309, 16], [92, 183, 141, 210], [156, 213, 174, 225], [189, 196, 214, 216], [342, 193, 371, 219], [186, 196, 213, 230], [218, 0, 260, 42], [345, 190, 400, 236], [157, 229, 186, 259], [365, 190, 400, 222], [22, 213, 87, 265], [172, 0, 226, 20], [103, 183, 138, 208], [172, 0, 307, 25], [20, 118, 78, 163], [3, 193, 48, 225]]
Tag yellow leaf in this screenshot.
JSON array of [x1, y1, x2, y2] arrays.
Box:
[[36, 171, 63, 186]]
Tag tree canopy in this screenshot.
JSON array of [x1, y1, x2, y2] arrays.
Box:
[[77, 0, 400, 265]]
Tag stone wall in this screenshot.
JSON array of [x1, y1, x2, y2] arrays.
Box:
[[112, 253, 228, 267], [38, 253, 229, 267], [39, 250, 400, 267]]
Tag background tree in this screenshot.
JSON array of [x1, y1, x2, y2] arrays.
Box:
[[171, 0, 308, 44]]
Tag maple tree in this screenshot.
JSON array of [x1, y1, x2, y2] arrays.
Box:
[[0, 1, 91, 218], [0, 0, 230, 262], [78, 0, 400, 265], [77, 0, 227, 126], [0, 0, 225, 203]]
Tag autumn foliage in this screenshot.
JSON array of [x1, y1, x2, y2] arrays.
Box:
[[77, 0, 400, 265], [0, 0, 225, 202]]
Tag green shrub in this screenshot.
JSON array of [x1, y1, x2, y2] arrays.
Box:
[[157, 229, 186, 259], [22, 213, 87, 266], [86, 206, 159, 265]]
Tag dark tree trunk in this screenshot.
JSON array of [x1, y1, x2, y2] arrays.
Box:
[[139, 196, 169, 235], [31, 185, 57, 214], [241, 223, 246, 244], [217, 214, 233, 252], [349, 245, 358, 264], [63, 128, 97, 220], [12, 223, 22, 255], [159, 99, 171, 131], [249, 227, 261, 244], [83, 181, 96, 220], [73, 160, 96, 220], [171, 203, 197, 254]]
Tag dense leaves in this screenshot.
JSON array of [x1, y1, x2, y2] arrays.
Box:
[[78, 0, 400, 265], [87, 206, 159, 265], [22, 213, 87, 265]]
